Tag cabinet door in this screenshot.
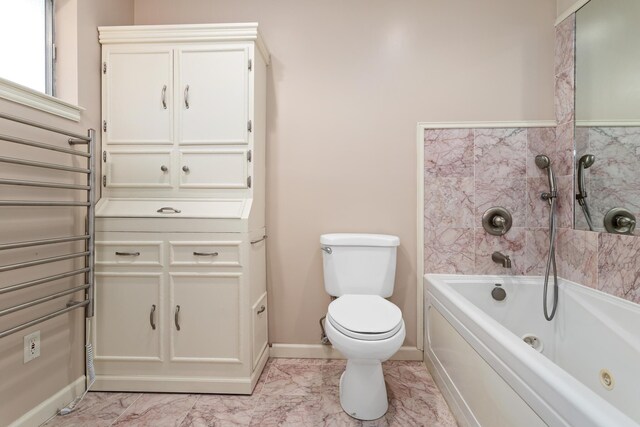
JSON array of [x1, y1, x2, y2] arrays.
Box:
[[94, 273, 163, 361], [178, 46, 249, 145], [169, 273, 241, 362], [179, 149, 248, 188], [104, 48, 173, 145], [106, 150, 172, 188]]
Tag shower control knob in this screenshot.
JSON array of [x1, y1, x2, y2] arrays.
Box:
[[604, 208, 636, 235], [482, 207, 513, 236]]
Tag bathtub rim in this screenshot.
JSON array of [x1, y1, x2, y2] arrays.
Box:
[[424, 273, 638, 427]]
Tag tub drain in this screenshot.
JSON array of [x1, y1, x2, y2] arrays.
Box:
[[521, 334, 543, 352]]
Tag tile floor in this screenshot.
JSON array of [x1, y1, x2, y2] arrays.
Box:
[[43, 358, 457, 426]]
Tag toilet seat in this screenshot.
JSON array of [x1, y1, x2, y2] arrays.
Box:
[[327, 295, 403, 341]]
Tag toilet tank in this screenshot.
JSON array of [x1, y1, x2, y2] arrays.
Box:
[[320, 233, 400, 297]]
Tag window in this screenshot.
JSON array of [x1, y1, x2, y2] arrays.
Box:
[[0, 0, 54, 95]]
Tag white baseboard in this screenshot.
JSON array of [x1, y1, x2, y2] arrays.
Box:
[[8, 376, 85, 427], [269, 344, 423, 361]]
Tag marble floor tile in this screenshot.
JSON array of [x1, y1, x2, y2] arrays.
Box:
[[111, 393, 199, 427], [42, 359, 457, 427], [44, 392, 141, 427]]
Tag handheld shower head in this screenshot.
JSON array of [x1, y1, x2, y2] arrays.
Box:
[[579, 154, 595, 169], [535, 154, 551, 169], [535, 154, 557, 200]]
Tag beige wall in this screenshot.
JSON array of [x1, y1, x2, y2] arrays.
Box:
[[134, 0, 556, 347], [0, 1, 133, 425]]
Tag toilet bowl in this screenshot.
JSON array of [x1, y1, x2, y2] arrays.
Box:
[[324, 295, 405, 420], [320, 234, 404, 421]]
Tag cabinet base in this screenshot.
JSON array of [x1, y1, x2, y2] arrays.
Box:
[[93, 347, 270, 395]]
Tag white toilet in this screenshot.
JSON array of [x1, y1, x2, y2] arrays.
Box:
[[320, 233, 405, 421]]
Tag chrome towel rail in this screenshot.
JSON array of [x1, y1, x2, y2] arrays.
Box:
[[0, 178, 90, 190], [0, 268, 90, 295], [0, 113, 95, 339], [0, 155, 90, 173], [0, 300, 90, 340], [0, 112, 90, 141], [0, 235, 90, 251]]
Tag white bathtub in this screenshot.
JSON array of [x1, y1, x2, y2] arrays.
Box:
[[424, 274, 640, 427]]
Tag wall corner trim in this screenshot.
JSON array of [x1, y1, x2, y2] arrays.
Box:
[[0, 77, 83, 122], [269, 344, 423, 361], [556, 0, 590, 26], [8, 375, 86, 427]]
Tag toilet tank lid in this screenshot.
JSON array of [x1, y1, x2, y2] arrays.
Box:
[[320, 233, 400, 247]]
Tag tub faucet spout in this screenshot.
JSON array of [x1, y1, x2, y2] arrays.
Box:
[[491, 251, 511, 268]]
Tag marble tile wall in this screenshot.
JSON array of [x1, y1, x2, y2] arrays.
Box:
[[554, 13, 640, 305], [423, 126, 560, 276], [424, 13, 640, 306]]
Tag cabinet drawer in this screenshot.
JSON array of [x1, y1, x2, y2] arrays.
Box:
[[252, 293, 268, 369], [169, 241, 242, 266], [107, 150, 172, 188], [178, 150, 248, 189], [97, 241, 163, 266]]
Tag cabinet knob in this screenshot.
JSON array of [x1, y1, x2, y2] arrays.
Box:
[[182, 165, 190, 173], [160, 165, 168, 172]]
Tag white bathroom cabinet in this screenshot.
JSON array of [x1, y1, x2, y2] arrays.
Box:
[[94, 24, 269, 394]]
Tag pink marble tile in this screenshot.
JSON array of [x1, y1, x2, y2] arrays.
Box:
[[475, 177, 527, 228], [557, 228, 598, 288], [555, 14, 575, 76], [424, 128, 474, 178], [424, 177, 474, 229], [249, 395, 358, 427], [475, 128, 527, 178], [259, 360, 343, 397], [598, 233, 640, 303], [590, 176, 640, 235], [555, 70, 574, 125], [424, 228, 475, 274], [180, 395, 255, 427], [44, 393, 141, 427], [555, 121, 574, 177], [474, 228, 526, 275], [527, 177, 551, 228], [588, 127, 640, 183], [525, 228, 550, 276], [556, 175, 574, 229], [527, 127, 556, 178], [112, 393, 199, 427]]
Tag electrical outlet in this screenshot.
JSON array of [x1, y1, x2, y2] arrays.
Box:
[[24, 331, 40, 363]]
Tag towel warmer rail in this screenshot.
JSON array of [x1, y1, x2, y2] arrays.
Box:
[[0, 112, 95, 340]]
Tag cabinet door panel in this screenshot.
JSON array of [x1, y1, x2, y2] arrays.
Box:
[[178, 47, 249, 145], [179, 150, 248, 188], [95, 273, 163, 361], [252, 293, 268, 369], [107, 150, 172, 188], [169, 274, 241, 362], [105, 49, 173, 144]]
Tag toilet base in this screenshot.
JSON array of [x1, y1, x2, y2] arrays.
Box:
[[339, 359, 388, 421]]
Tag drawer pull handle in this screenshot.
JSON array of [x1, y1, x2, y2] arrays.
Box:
[[174, 305, 181, 331], [251, 235, 267, 245], [150, 304, 157, 330], [193, 251, 219, 257], [257, 305, 266, 315], [157, 207, 181, 214], [115, 251, 140, 256]]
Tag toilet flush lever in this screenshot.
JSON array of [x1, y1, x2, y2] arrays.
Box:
[[321, 246, 332, 254]]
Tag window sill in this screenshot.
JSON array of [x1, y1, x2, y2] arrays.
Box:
[[0, 77, 83, 122]]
